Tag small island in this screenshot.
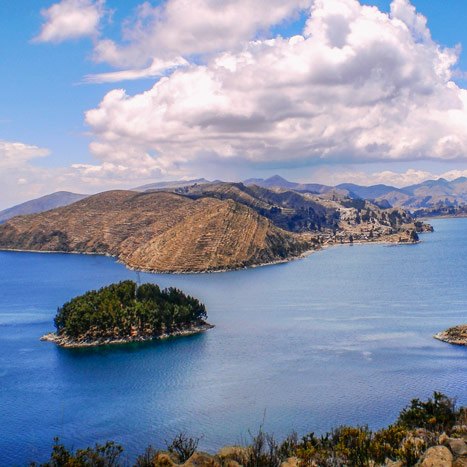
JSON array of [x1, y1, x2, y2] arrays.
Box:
[[41, 280, 213, 348], [434, 325, 467, 346]]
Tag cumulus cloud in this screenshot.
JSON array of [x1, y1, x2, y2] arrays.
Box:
[[0, 140, 50, 169], [0, 139, 141, 210], [308, 167, 467, 188], [321, 169, 458, 188], [93, 0, 312, 67], [83, 0, 467, 178], [35, 0, 106, 43], [0, 140, 51, 209]]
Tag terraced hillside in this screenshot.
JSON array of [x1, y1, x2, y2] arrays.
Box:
[[0, 190, 312, 273], [176, 182, 337, 232], [174, 182, 426, 242]]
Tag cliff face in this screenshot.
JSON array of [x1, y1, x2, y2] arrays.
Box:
[[0, 190, 311, 273]]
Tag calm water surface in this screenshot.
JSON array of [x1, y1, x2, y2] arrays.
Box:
[[0, 218, 466, 465]]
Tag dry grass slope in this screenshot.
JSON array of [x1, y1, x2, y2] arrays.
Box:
[[0, 190, 311, 273]]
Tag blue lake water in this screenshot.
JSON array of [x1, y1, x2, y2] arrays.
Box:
[[0, 218, 466, 465]]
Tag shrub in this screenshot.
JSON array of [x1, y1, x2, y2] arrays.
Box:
[[166, 432, 200, 463], [335, 426, 372, 467], [135, 446, 159, 467], [35, 437, 123, 467], [396, 435, 426, 467], [397, 392, 457, 432], [370, 425, 408, 464], [246, 426, 283, 467]]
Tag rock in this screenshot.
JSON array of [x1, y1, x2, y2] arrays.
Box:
[[448, 439, 467, 458], [183, 452, 220, 467], [281, 457, 300, 467], [434, 325, 467, 346], [152, 452, 178, 467], [385, 461, 403, 467], [418, 446, 453, 466], [440, 433, 450, 445], [217, 446, 249, 465], [221, 461, 242, 467]]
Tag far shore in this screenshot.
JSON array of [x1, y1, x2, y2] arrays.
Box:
[[41, 323, 214, 349]]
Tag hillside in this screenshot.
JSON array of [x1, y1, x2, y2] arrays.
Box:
[[243, 175, 467, 211], [174, 182, 426, 242], [0, 191, 88, 223], [0, 190, 311, 273], [133, 178, 211, 192]]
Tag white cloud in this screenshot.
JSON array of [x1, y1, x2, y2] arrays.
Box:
[[83, 0, 467, 179], [83, 57, 189, 83], [93, 0, 312, 67], [0, 140, 50, 169], [309, 167, 467, 188], [0, 140, 51, 209], [0, 139, 142, 210], [35, 0, 106, 43]]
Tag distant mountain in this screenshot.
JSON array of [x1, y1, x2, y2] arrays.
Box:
[[133, 178, 211, 191], [244, 175, 299, 190], [243, 175, 341, 195], [245, 175, 467, 211], [336, 183, 397, 200], [0, 191, 88, 224], [375, 177, 467, 209]]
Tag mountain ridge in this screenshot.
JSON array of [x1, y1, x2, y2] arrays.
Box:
[[4, 174, 467, 224], [0, 191, 88, 224], [0, 184, 426, 273]]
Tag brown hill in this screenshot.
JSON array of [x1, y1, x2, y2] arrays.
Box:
[[0, 190, 312, 273]]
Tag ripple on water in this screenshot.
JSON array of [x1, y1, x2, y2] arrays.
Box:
[[0, 218, 466, 464]]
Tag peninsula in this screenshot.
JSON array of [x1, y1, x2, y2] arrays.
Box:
[[434, 325, 467, 346], [41, 281, 213, 348], [0, 183, 429, 273]]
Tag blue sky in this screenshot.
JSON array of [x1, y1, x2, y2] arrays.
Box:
[[1, 0, 467, 207]]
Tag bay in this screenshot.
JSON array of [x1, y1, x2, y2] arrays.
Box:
[[0, 218, 466, 464]]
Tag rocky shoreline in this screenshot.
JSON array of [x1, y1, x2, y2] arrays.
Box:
[[41, 323, 214, 348], [434, 325, 467, 346], [0, 226, 426, 275]]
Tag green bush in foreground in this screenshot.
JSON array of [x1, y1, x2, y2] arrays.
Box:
[[31, 392, 465, 467]]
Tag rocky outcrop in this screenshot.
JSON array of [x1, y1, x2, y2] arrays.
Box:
[[418, 446, 453, 466], [434, 325, 467, 346], [41, 323, 214, 349], [439, 436, 467, 467]]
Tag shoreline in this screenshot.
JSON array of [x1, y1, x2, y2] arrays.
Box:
[[0, 231, 426, 275], [41, 323, 214, 348]]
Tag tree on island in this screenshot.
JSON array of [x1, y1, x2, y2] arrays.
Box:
[[53, 281, 208, 341]]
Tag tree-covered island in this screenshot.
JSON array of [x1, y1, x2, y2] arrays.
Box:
[[41, 281, 213, 348]]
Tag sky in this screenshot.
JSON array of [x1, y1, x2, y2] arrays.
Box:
[[1, 0, 467, 208]]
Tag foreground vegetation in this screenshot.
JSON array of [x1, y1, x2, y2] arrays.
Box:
[[31, 392, 467, 466], [48, 281, 209, 345]]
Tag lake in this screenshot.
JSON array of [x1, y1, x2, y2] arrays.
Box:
[[0, 218, 466, 464]]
